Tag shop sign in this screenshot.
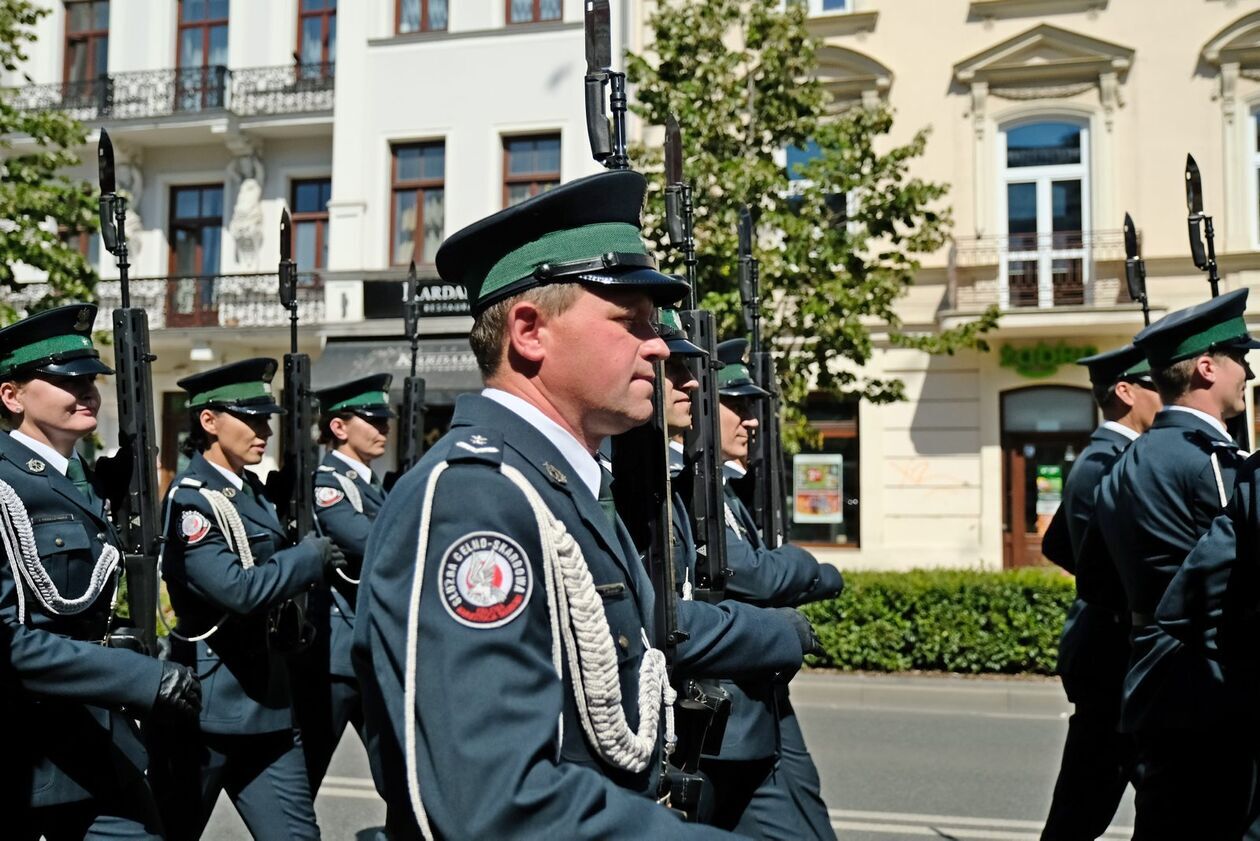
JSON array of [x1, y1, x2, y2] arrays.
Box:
[[415, 281, 471, 317], [1035, 465, 1063, 517], [792, 454, 844, 524], [999, 341, 1097, 379]]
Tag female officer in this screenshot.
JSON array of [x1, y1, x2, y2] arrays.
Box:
[[0, 304, 201, 840], [152, 357, 344, 841]]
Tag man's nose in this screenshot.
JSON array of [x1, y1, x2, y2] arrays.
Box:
[[643, 336, 670, 362]]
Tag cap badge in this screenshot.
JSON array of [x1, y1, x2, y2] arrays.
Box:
[[75, 308, 91, 331], [544, 462, 568, 485], [27, 459, 44, 473]]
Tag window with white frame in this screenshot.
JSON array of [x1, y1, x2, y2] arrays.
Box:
[[998, 120, 1089, 309], [1253, 110, 1260, 247]]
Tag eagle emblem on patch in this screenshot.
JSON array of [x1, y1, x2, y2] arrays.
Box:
[[316, 486, 345, 507], [181, 510, 212, 544], [439, 531, 532, 629]]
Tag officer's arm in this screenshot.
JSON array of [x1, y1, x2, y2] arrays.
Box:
[[1041, 504, 1074, 573], [674, 599, 802, 681], [391, 464, 732, 840], [0, 553, 163, 711], [723, 529, 829, 607], [787, 559, 844, 607], [1158, 465, 1257, 661], [170, 490, 323, 614], [315, 479, 372, 559]]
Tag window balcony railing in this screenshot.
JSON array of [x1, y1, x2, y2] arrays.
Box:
[[7, 273, 324, 331], [947, 229, 1130, 312], [4, 63, 335, 122]]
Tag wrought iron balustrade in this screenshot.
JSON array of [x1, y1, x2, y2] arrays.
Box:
[[947, 229, 1131, 311], [4, 63, 334, 121], [4, 273, 323, 331]]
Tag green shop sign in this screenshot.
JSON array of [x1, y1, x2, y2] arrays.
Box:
[[1000, 341, 1097, 379]]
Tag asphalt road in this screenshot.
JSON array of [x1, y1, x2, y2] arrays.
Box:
[[203, 672, 1134, 840]]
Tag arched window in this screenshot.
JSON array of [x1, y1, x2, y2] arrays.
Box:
[[999, 120, 1090, 309]]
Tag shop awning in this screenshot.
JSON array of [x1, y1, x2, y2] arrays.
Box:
[[312, 338, 481, 405]]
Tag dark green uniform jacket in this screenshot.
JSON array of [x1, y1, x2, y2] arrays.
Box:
[[161, 451, 324, 734], [313, 452, 386, 679], [1043, 424, 1133, 705], [353, 394, 801, 840], [1094, 408, 1242, 732], [0, 431, 163, 807]]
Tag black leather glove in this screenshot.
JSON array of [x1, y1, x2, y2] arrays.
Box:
[[155, 661, 201, 719], [304, 535, 348, 581], [774, 607, 823, 657]]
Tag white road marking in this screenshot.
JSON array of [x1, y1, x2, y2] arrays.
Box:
[[829, 808, 1131, 840]]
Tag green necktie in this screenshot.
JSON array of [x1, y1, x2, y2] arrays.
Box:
[[65, 457, 96, 505], [239, 476, 257, 502], [370, 472, 384, 491], [598, 464, 618, 529]]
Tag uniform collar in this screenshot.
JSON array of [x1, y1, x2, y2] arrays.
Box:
[[1100, 420, 1141, 442], [1165, 405, 1229, 439], [482, 387, 601, 499], [203, 457, 245, 490], [723, 459, 746, 482], [330, 448, 374, 484], [8, 429, 71, 475]]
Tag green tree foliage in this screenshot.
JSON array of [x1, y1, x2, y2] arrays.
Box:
[[626, 0, 998, 443], [0, 0, 99, 323]]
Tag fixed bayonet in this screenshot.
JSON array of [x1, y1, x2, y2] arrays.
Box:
[[97, 130, 121, 257], [664, 115, 685, 248], [1123, 212, 1150, 326], [583, 0, 628, 170], [1185, 153, 1217, 294]]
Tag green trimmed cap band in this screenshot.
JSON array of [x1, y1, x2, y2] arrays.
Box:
[[436, 170, 688, 314], [316, 373, 396, 420], [0, 304, 112, 379], [1076, 343, 1149, 388], [716, 338, 769, 398], [178, 357, 284, 416], [1134, 288, 1260, 368]]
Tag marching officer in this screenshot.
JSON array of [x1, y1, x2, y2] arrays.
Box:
[[1040, 345, 1160, 840], [292, 374, 395, 794], [1092, 290, 1260, 838], [153, 358, 346, 840], [659, 307, 708, 593], [354, 170, 811, 840], [703, 338, 843, 840], [0, 304, 201, 840]]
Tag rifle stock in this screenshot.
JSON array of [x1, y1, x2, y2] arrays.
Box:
[[98, 129, 160, 655]]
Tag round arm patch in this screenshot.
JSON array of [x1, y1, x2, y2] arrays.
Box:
[[181, 510, 212, 544], [439, 531, 532, 629], [316, 486, 346, 508]]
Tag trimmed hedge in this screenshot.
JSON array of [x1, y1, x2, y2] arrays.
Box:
[[799, 568, 1076, 674]]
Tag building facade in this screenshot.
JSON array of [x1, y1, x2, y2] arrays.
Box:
[[6, 0, 1260, 570]]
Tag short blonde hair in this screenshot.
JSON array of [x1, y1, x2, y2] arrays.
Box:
[[468, 283, 583, 379]]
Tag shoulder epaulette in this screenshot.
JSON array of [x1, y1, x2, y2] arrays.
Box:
[[446, 428, 504, 466]]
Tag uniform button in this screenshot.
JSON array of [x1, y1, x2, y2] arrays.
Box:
[[54, 537, 64, 547], [617, 634, 630, 651], [96, 533, 105, 540]]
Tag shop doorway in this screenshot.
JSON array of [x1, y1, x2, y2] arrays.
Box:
[[1001, 386, 1095, 568]]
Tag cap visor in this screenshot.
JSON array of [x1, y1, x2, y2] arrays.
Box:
[[577, 267, 689, 307], [1223, 337, 1260, 351], [354, 406, 397, 420], [666, 337, 706, 357], [228, 401, 286, 416], [35, 357, 114, 377], [718, 382, 770, 398]]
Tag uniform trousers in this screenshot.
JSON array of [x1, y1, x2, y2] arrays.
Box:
[[746, 698, 835, 841], [703, 757, 776, 836], [151, 726, 320, 841], [292, 667, 364, 791], [1041, 702, 1136, 840], [15, 780, 163, 841], [1131, 728, 1259, 841]]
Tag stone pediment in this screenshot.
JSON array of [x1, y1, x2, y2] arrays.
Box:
[[816, 45, 892, 108], [954, 23, 1133, 87], [1203, 10, 1260, 69]]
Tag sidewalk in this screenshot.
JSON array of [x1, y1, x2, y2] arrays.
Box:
[[792, 670, 1072, 719]]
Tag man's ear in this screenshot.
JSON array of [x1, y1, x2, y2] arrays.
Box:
[[505, 299, 547, 364], [1112, 381, 1138, 409]]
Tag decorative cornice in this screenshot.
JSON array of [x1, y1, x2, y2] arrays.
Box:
[[968, 0, 1107, 20], [1202, 10, 1260, 68], [807, 10, 879, 39], [954, 23, 1133, 87], [989, 81, 1094, 100], [816, 45, 893, 105]]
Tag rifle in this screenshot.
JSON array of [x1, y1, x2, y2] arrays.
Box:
[[267, 210, 317, 651], [585, 0, 701, 816], [1185, 155, 1249, 448], [663, 114, 733, 778], [1123, 212, 1150, 327], [96, 129, 161, 656], [736, 207, 790, 548], [384, 261, 426, 492]]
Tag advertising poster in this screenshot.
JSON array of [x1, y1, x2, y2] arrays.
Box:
[[793, 454, 844, 524]]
